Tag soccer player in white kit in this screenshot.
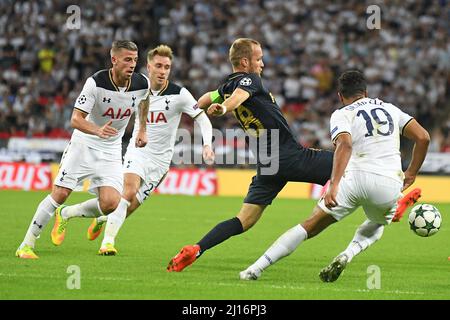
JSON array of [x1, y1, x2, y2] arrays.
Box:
[[239, 70, 430, 281], [85, 45, 214, 255], [16, 41, 150, 259]]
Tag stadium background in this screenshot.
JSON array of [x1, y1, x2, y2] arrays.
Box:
[[0, 0, 450, 302], [0, 0, 449, 199]]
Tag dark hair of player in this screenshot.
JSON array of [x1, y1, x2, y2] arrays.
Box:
[[338, 70, 367, 98]]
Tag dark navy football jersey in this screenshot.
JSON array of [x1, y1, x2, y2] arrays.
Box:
[[217, 72, 302, 164]]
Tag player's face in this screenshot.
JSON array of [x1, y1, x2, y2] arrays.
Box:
[[249, 44, 264, 75], [112, 49, 138, 80], [147, 55, 171, 88]]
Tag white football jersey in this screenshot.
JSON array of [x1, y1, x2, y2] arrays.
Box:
[[71, 69, 149, 153], [330, 97, 413, 182], [127, 81, 203, 166]]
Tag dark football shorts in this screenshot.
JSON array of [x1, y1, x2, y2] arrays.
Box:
[[244, 148, 333, 205]]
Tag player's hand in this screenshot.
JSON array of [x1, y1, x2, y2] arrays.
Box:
[[402, 170, 416, 191], [207, 103, 226, 117], [324, 183, 339, 209], [135, 129, 148, 148], [97, 120, 118, 139], [203, 145, 215, 165]]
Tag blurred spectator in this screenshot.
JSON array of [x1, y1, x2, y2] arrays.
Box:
[[0, 0, 448, 162]]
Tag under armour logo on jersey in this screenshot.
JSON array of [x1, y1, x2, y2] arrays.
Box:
[[131, 96, 136, 108], [60, 170, 67, 182], [165, 98, 170, 110], [239, 77, 252, 86], [33, 220, 43, 229], [77, 95, 86, 104], [103, 97, 111, 103]]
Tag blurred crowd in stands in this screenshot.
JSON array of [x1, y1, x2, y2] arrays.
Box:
[[0, 0, 449, 155]]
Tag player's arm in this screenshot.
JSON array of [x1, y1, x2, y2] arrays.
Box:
[[194, 111, 214, 165], [135, 95, 149, 147], [324, 133, 352, 209], [198, 90, 224, 109], [207, 88, 250, 116], [401, 119, 430, 191], [71, 109, 118, 139]]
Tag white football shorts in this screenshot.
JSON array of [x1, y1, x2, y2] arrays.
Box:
[[123, 148, 168, 204], [54, 141, 123, 194], [318, 171, 403, 225]]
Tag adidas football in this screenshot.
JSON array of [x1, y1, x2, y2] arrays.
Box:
[[408, 204, 441, 237]]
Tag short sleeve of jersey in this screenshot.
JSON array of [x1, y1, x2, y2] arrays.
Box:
[[330, 110, 351, 143], [236, 73, 263, 97], [180, 87, 203, 118], [397, 107, 414, 134], [74, 77, 96, 114]]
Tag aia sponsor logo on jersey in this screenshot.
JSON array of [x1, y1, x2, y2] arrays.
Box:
[[147, 111, 168, 124], [102, 108, 132, 119]]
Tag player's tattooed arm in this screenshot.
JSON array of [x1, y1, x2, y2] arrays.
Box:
[[71, 109, 118, 139], [135, 96, 149, 148], [207, 88, 249, 117]]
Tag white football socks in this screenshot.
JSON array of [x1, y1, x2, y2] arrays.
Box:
[[21, 195, 61, 248], [249, 224, 308, 273], [61, 198, 103, 220], [101, 198, 130, 247], [341, 219, 384, 263]]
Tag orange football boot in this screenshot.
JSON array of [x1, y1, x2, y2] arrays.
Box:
[[167, 244, 201, 272], [392, 188, 421, 222]]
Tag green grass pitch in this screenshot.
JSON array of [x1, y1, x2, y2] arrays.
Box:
[[1, 190, 449, 300]]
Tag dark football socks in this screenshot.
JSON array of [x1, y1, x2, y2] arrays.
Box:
[[197, 217, 244, 256]]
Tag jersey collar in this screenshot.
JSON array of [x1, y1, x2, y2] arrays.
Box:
[[150, 80, 169, 96], [109, 69, 131, 92], [228, 72, 248, 81]]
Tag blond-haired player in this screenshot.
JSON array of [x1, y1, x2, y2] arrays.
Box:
[[86, 44, 214, 255]]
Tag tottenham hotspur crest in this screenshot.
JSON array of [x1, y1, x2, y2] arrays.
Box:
[[240, 77, 252, 86]]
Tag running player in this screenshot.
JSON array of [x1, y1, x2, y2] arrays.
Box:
[[85, 45, 214, 255], [16, 40, 149, 258], [239, 70, 430, 281]]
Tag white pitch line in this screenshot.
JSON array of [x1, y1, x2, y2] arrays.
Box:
[[187, 281, 428, 296], [0, 272, 134, 282]]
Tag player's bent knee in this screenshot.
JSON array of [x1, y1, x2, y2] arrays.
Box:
[[99, 197, 121, 214], [123, 188, 138, 203], [51, 186, 72, 204]]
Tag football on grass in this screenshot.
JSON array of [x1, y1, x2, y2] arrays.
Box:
[[408, 204, 441, 237]]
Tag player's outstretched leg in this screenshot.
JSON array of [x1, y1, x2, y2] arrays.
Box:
[[167, 217, 245, 272], [239, 224, 308, 280], [392, 188, 421, 222], [167, 204, 263, 272]]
